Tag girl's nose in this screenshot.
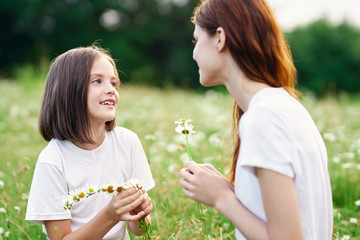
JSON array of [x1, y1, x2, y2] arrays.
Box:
[[105, 83, 115, 95]]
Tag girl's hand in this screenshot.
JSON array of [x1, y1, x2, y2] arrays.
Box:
[[132, 190, 153, 217], [179, 161, 234, 208], [106, 187, 145, 222]]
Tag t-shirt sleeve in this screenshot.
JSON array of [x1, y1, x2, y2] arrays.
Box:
[[26, 153, 71, 224], [129, 134, 155, 192], [239, 108, 296, 178]]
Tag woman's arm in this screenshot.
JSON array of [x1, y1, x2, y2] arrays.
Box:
[[179, 161, 304, 240], [45, 187, 145, 240]]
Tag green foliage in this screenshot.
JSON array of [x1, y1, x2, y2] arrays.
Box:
[[0, 0, 200, 88], [0, 80, 360, 239], [287, 19, 360, 95], [2, 1, 360, 93]]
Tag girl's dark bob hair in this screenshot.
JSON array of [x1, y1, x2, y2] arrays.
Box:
[[39, 45, 120, 144]]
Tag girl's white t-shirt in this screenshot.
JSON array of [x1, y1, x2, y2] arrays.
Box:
[[234, 88, 332, 240], [26, 126, 155, 239]]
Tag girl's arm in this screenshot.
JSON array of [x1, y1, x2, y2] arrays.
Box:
[[45, 187, 145, 240], [179, 161, 304, 240]]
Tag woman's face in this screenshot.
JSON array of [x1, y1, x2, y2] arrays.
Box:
[[192, 25, 223, 87], [87, 55, 119, 128]]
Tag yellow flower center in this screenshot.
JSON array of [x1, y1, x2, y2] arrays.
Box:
[[107, 186, 114, 193], [89, 188, 94, 193], [79, 192, 85, 198], [73, 196, 78, 201], [117, 186, 123, 192]]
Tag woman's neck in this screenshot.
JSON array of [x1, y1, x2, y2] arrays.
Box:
[[223, 59, 270, 112]]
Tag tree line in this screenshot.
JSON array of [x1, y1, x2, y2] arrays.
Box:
[[1, 0, 360, 95]]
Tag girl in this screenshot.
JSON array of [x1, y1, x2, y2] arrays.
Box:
[[26, 46, 155, 240], [179, 0, 333, 239]]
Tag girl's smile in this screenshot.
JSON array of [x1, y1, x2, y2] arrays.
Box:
[[87, 55, 120, 127]]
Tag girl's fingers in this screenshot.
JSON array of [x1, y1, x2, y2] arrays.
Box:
[[122, 211, 145, 222], [114, 193, 144, 216]]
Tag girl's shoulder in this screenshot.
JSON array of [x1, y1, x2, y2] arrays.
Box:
[[37, 139, 65, 167], [109, 126, 141, 143]]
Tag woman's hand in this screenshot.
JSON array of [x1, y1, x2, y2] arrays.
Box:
[[106, 187, 145, 223], [179, 161, 234, 208]]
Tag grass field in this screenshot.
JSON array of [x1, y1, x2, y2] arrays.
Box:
[[0, 73, 359, 239]]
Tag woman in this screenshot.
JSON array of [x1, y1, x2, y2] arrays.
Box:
[[179, 0, 333, 239]]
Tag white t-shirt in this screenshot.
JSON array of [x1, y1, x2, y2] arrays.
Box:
[[26, 126, 155, 239], [234, 88, 332, 240]]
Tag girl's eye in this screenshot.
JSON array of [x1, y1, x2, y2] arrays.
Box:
[[92, 79, 101, 84], [111, 81, 117, 88]]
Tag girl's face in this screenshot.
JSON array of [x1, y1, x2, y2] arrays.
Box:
[[87, 55, 119, 127], [192, 25, 223, 87]]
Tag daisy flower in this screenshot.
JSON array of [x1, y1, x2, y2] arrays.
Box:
[[175, 118, 196, 162]]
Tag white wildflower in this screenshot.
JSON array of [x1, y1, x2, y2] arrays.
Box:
[[168, 164, 177, 172], [14, 206, 20, 212], [22, 193, 29, 200], [180, 152, 190, 164], [355, 200, 360, 206], [175, 119, 195, 136], [332, 156, 341, 164], [209, 133, 223, 147], [349, 218, 358, 224], [0, 208, 6, 213], [144, 134, 156, 140], [341, 162, 354, 169], [166, 143, 179, 153], [341, 235, 350, 240], [4, 231, 10, 237], [343, 152, 355, 159], [0, 227, 4, 235], [0, 180, 4, 188], [323, 132, 336, 142]]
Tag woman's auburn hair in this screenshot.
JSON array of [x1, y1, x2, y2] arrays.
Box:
[[192, 0, 298, 182], [39, 45, 120, 144]]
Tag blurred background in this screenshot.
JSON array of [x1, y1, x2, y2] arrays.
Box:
[[1, 0, 360, 95], [1, 1, 360, 238]]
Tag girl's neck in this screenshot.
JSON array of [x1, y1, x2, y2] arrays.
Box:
[[74, 125, 106, 150]]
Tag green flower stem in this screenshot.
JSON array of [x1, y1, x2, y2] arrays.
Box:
[[185, 134, 192, 161], [185, 134, 204, 220]]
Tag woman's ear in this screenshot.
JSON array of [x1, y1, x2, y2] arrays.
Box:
[[215, 27, 226, 52]]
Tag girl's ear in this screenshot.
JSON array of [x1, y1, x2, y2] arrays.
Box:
[[215, 27, 226, 52]]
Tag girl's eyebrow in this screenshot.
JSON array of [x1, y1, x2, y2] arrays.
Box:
[[90, 73, 104, 77], [90, 73, 117, 80]]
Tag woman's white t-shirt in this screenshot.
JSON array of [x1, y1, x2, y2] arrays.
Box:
[[26, 126, 155, 239], [234, 88, 332, 239]]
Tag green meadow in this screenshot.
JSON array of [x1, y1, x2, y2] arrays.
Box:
[[0, 69, 359, 239]]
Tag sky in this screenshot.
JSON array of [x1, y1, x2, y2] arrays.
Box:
[[266, 0, 360, 31]]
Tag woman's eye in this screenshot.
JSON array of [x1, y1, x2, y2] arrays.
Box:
[[92, 79, 101, 84]]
